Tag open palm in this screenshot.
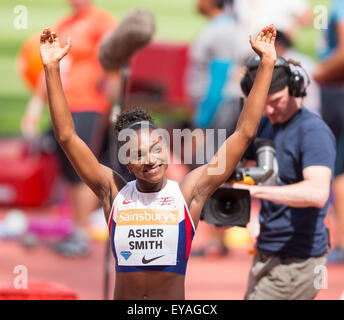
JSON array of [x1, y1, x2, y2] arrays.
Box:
[[40, 28, 71, 66], [249, 25, 277, 62]]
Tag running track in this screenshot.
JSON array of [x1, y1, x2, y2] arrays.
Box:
[[0, 205, 343, 300]]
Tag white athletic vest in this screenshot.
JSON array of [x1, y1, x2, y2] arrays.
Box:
[[108, 180, 195, 273]]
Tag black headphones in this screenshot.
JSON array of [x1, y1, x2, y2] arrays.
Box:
[[240, 55, 310, 98]]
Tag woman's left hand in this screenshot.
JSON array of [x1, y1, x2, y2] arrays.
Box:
[[40, 28, 71, 67]]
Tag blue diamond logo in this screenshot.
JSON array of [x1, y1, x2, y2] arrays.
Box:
[[120, 251, 132, 260]]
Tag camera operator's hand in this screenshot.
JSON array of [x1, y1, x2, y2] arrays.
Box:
[[249, 25, 276, 65], [230, 182, 255, 195]]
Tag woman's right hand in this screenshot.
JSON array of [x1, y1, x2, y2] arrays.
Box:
[[40, 28, 71, 66]]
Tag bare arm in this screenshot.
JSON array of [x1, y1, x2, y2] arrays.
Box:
[[232, 166, 332, 209], [181, 25, 277, 224], [40, 29, 118, 214], [314, 22, 344, 84]]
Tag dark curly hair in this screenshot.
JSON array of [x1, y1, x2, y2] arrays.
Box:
[[114, 107, 155, 133]]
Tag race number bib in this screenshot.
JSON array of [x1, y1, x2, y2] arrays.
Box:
[[114, 209, 179, 266]]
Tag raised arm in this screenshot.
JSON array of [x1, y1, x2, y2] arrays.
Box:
[[40, 29, 120, 216], [181, 25, 277, 224]]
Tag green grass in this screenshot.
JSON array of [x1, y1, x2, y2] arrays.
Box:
[[0, 0, 205, 136], [0, 0, 330, 136]]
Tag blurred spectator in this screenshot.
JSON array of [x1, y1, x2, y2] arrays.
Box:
[[21, 0, 118, 256], [275, 30, 321, 116], [233, 0, 313, 39], [186, 0, 250, 130], [314, 0, 344, 264], [186, 0, 250, 257]]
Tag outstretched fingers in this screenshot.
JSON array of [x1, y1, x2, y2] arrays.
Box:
[[262, 27, 269, 42], [50, 32, 57, 43], [40, 28, 49, 44], [263, 28, 272, 43], [61, 36, 72, 56], [40, 28, 58, 45], [265, 25, 276, 43], [255, 25, 277, 44], [256, 31, 264, 42]]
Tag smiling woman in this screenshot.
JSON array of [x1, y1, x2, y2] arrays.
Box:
[[108, 109, 194, 295], [39, 24, 276, 299], [114, 108, 169, 191]]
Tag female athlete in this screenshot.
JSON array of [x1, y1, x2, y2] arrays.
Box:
[[40, 24, 276, 299]]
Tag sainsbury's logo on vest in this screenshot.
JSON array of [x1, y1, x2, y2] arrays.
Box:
[[117, 209, 178, 226]]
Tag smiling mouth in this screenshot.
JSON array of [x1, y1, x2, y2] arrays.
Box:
[[143, 164, 163, 173]]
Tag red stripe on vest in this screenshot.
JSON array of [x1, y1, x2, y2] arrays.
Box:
[[108, 207, 114, 233], [184, 205, 192, 259]]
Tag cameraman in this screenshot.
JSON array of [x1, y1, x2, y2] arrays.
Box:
[[234, 56, 336, 300]]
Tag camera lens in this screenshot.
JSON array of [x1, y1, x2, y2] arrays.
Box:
[[201, 188, 251, 227], [224, 200, 232, 211], [218, 197, 237, 216]]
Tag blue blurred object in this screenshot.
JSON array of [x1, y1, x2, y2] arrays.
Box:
[[327, 246, 344, 264]]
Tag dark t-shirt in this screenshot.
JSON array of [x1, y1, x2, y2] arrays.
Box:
[[245, 108, 336, 257]]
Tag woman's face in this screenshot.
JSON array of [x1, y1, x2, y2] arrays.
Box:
[[126, 129, 169, 184]]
